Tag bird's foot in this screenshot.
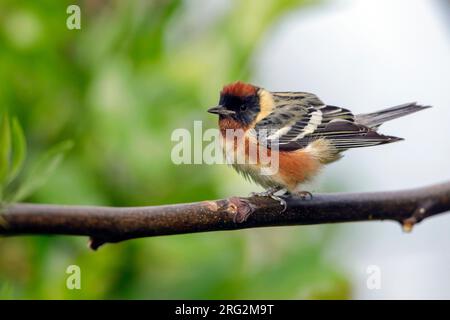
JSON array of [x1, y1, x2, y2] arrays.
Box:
[[296, 190, 313, 200], [269, 194, 288, 213], [250, 187, 289, 212]]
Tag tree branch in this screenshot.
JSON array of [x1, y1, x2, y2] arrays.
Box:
[[1, 181, 450, 250]]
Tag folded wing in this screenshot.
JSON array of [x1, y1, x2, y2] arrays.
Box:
[[253, 92, 402, 152]]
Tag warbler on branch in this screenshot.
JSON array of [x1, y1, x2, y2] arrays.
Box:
[[208, 81, 430, 207]]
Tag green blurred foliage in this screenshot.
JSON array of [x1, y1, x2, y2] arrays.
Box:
[[0, 112, 73, 204], [0, 0, 350, 299]]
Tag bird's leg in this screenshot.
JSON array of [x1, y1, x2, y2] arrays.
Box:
[[250, 187, 289, 212], [250, 186, 283, 197]]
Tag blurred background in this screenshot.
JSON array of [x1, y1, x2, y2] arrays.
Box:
[[0, 0, 449, 299]]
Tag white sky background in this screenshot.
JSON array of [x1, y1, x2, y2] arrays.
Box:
[[254, 0, 450, 299]]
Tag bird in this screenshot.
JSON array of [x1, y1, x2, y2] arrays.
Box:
[[208, 81, 430, 209]]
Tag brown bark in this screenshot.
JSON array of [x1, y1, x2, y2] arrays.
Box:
[[1, 181, 449, 250]]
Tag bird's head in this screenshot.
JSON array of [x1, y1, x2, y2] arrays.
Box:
[[208, 81, 260, 126]]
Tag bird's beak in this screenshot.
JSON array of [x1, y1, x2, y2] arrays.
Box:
[[207, 105, 236, 116]]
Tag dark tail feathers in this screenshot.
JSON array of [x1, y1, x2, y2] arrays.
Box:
[[355, 102, 431, 129]]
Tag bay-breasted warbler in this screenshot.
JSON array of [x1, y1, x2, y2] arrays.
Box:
[[208, 81, 430, 207]]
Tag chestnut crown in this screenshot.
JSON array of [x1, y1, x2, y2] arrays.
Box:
[[208, 81, 260, 126]]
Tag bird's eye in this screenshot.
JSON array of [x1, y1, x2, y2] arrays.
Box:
[[240, 104, 247, 111]]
